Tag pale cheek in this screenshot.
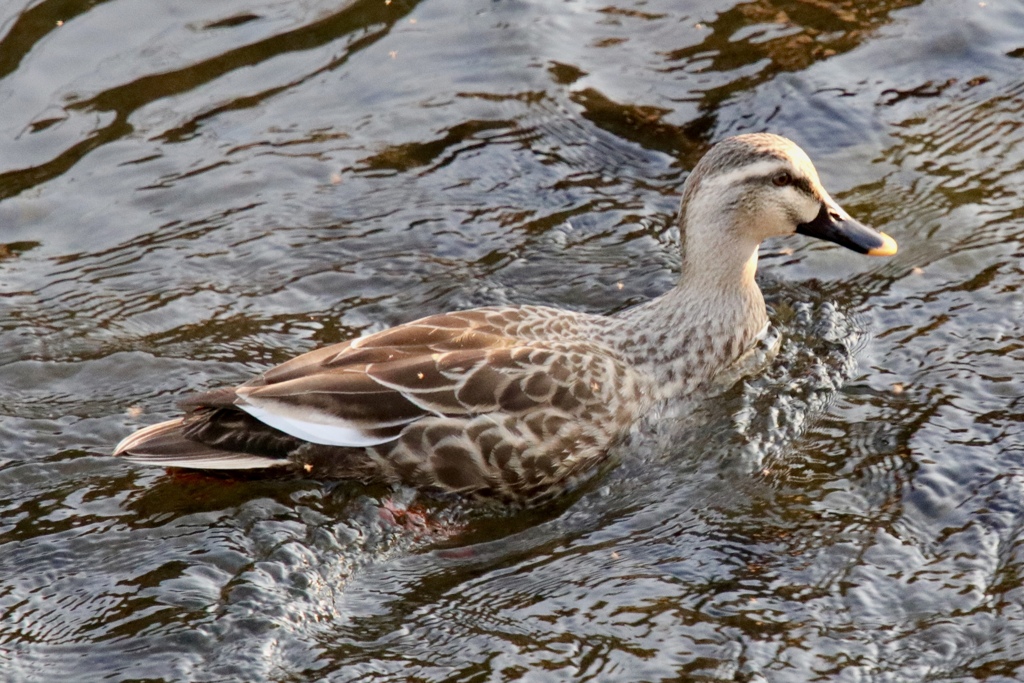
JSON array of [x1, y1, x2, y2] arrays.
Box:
[[753, 204, 793, 238], [795, 194, 823, 224]]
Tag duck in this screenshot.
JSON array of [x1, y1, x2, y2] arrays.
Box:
[[114, 133, 897, 504]]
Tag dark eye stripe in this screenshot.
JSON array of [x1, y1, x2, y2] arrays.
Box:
[[791, 176, 814, 196], [741, 171, 817, 198]]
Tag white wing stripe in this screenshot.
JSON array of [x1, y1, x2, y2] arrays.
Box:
[[123, 454, 281, 469], [237, 403, 402, 447]]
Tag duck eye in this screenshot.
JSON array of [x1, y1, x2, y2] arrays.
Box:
[[772, 172, 792, 187]]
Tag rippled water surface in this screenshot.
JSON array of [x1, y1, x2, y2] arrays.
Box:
[[3, 0, 1024, 680]]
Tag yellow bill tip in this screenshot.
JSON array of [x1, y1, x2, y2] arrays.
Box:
[[867, 232, 898, 257]]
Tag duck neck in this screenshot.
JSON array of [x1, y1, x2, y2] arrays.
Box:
[[611, 237, 768, 394]]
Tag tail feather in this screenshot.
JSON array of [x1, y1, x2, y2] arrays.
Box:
[[114, 418, 286, 470]]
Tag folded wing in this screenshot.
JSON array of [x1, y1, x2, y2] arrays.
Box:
[[117, 307, 608, 466], [233, 309, 588, 446]]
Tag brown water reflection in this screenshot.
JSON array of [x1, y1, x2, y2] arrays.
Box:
[[3, 0, 1024, 680]]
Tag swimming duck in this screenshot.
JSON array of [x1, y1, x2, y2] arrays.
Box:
[[114, 133, 897, 504]]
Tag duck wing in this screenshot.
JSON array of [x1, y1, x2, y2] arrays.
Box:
[[230, 308, 588, 448], [117, 307, 612, 468]]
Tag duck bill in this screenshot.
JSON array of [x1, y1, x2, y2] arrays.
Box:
[[796, 203, 897, 256]]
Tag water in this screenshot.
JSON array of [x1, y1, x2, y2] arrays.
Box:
[[2, 0, 1024, 680]]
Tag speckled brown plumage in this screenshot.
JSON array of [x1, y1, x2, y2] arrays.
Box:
[[114, 134, 897, 504]]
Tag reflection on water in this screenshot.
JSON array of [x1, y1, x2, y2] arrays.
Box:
[[3, 0, 1024, 680]]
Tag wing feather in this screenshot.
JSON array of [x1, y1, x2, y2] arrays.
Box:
[[126, 307, 610, 454]]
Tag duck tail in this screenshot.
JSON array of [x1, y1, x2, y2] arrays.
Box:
[[114, 418, 286, 470]]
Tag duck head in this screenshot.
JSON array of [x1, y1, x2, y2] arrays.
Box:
[[676, 133, 897, 282]]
